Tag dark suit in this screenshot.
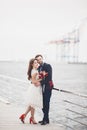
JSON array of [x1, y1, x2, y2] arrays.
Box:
[[38, 63, 53, 122]]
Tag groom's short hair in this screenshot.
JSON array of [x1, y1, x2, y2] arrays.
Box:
[[35, 54, 43, 59]]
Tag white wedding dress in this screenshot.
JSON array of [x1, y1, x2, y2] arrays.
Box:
[[25, 69, 43, 109]]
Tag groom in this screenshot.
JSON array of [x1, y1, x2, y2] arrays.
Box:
[[35, 54, 54, 125]]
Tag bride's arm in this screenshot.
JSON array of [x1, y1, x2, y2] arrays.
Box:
[[31, 73, 42, 84]]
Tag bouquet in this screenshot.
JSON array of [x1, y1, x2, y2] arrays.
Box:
[[39, 71, 48, 79]]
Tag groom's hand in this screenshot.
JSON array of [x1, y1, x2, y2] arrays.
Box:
[[34, 82, 41, 87]]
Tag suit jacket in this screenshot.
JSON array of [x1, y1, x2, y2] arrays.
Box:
[[38, 63, 54, 90]]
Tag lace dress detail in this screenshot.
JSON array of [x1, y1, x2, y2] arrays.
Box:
[[25, 69, 43, 109]]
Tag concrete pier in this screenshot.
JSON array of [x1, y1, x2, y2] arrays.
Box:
[[0, 101, 65, 130]]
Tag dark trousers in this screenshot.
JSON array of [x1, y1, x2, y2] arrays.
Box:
[[42, 89, 52, 122]]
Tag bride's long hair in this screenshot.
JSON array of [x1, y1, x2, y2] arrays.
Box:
[[27, 58, 37, 80]]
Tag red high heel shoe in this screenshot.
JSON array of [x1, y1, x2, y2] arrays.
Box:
[[19, 114, 25, 123], [29, 117, 37, 124]]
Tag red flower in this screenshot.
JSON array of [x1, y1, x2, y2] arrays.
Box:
[[39, 71, 48, 79], [49, 81, 54, 89]]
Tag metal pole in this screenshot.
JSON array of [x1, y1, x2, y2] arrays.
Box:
[[52, 87, 87, 98]]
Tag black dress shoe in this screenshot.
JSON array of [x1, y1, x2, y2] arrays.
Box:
[[41, 121, 49, 125], [38, 120, 43, 123]]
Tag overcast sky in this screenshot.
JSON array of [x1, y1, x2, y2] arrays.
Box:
[[0, 0, 87, 61]]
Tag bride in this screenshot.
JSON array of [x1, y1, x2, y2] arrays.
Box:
[[19, 58, 43, 124]]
